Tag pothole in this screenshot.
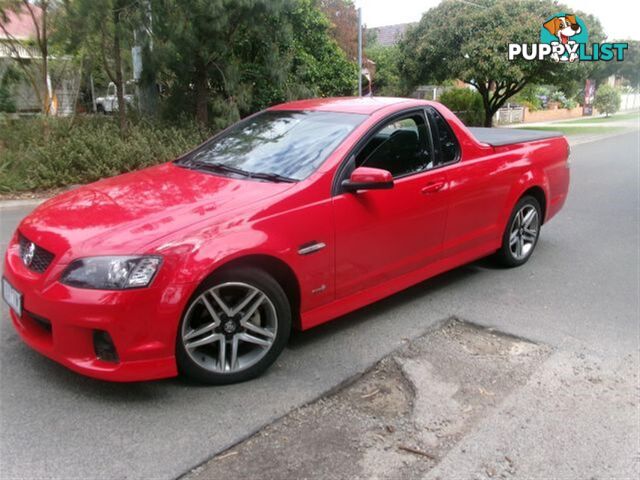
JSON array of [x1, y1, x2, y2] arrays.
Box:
[[184, 318, 551, 480]]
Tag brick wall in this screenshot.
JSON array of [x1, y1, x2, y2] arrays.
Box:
[[522, 106, 592, 123]]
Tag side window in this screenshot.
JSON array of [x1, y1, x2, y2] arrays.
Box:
[[355, 113, 433, 178], [427, 107, 460, 165]]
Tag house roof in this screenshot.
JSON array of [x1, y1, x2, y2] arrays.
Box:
[[368, 23, 416, 47], [0, 5, 42, 41]]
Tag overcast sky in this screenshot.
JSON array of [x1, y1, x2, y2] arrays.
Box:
[[353, 0, 639, 40]]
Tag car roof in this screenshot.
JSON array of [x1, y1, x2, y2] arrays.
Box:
[[268, 96, 425, 115]]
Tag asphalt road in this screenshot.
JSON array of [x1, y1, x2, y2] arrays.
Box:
[[1, 131, 638, 480]]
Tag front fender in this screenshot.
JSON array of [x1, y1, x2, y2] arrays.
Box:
[[155, 198, 335, 316]]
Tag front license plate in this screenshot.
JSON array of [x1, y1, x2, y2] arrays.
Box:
[[2, 277, 22, 317]]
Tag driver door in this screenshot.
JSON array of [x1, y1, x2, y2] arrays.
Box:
[[332, 109, 449, 299]]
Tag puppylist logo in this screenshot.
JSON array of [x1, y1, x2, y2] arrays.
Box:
[[509, 13, 628, 63]]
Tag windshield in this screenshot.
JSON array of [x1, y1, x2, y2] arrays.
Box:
[[177, 110, 367, 181]]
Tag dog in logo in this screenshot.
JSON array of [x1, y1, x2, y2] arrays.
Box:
[[543, 14, 581, 62]]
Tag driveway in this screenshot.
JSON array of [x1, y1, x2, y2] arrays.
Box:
[[1, 132, 638, 479]]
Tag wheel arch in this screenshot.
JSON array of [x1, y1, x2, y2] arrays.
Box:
[[207, 254, 302, 330], [520, 185, 547, 224]]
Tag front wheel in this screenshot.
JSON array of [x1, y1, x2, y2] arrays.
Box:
[[176, 267, 291, 385], [495, 195, 542, 267]]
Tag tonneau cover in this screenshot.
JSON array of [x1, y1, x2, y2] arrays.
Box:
[[468, 127, 562, 146]]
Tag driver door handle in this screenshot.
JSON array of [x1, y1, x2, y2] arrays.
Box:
[[421, 180, 446, 194]]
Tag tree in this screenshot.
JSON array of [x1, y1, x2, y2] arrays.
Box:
[[0, 0, 57, 114], [152, 0, 356, 127], [592, 40, 639, 89], [60, 0, 137, 135], [365, 44, 402, 96], [285, 0, 356, 100], [593, 84, 621, 117], [399, 0, 604, 126], [439, 87, 484, 126], [319, 0, 359, 60]]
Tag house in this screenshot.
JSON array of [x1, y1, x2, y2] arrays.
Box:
[[1, 4, 77, 115], [0, 6, 44, 112]]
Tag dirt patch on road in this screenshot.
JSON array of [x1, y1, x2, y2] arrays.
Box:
[[184, 319, 551, 480]]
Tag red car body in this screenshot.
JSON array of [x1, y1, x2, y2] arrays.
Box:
[[3, 97, 570, 381]]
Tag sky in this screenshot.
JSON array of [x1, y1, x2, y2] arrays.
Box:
[[353, 0, 639, 40]]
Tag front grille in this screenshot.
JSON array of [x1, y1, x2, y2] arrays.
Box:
[[18, 233, 55, 273]]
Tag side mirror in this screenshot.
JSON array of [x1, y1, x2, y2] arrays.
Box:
[[342, 167, 394, 192]]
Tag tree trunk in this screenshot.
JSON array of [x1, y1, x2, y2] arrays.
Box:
[[483, 109, 494, 127], [480, 93, 494, 127], [195, 58, 208, 125], [113, 8, 127, 137]]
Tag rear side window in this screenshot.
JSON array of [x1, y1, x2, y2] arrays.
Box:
[[427, 107, 460, 165]]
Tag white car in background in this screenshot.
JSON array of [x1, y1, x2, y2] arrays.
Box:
[[95, 81, 135, 113]]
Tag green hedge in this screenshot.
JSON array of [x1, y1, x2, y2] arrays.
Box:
[[0, 116, 211, 193]]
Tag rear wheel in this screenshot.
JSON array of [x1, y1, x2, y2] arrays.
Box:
[[495, 195, 542, 267], [176, 267, 291, 384]]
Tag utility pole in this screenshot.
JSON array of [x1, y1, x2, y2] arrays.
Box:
[[132, 0, 157, 116], [357, 7, 362, 97]]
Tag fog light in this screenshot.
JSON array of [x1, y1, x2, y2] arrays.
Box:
[[93, 330, 119, 363]]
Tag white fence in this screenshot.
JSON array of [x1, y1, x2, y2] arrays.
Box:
[[621, 93, 640, 111], [493, 104, 525, 125]]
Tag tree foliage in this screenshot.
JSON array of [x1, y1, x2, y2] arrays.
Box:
[[150, 0, 356, 127], [591, 40, 640, 89], [319, 0, 359, 60], [365, 44, 403, 96], [59, 0, 139, 135], [439, 87, 484, 126], [593, 84, 621, 117], [399, 0, 605, 126]]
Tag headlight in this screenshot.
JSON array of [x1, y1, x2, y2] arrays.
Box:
[[60, 256, 162, 290]]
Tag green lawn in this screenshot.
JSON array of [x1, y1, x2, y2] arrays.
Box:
[[519, 125, 626, 136], [557, 111, 640, 124]]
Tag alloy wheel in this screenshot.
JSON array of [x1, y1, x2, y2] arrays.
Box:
[[181, 282, 278, 374], [509, 204, 539, 260]]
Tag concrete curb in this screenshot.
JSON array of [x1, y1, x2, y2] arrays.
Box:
[[0, 198, 46, 210]]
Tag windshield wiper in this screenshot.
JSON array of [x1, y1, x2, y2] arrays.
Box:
[[246, 171, 297, 183], [181, 161, 251, 177], [180, 160, 296, 183]]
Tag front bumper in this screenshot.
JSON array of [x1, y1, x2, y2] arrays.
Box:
[[3, 239, 192, 382]]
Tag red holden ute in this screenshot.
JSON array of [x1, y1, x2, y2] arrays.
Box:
[[2, 97, 570, 384]]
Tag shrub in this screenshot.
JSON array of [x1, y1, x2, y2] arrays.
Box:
[[0, 85, 16, 113], [438, 87, 484, 126], [593, 84, 622, 117], [0, 116, 211, 194], [514, 85, 543, 111]]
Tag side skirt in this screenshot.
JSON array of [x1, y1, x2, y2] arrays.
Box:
[[299, 242, 499, 330]]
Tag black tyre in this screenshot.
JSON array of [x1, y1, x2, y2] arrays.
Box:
[[495, 195, 542, 267], [176, 267, 291, 385]]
